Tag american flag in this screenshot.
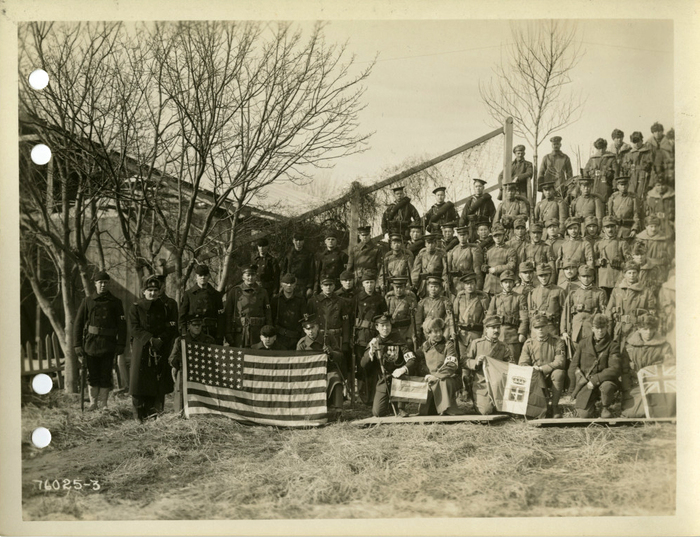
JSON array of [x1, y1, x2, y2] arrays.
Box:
[[182, 341, 328, 427]]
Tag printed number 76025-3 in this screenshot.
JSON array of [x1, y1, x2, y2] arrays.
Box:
[[32, 479, 101, 491]]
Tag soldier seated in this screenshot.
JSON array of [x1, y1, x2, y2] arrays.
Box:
[[252, 325, 286, 351], [416, 318, 461, 416]]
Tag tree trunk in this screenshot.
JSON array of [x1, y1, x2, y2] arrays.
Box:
[[532, 151, 539, 207], [217, 206, 243, 294]]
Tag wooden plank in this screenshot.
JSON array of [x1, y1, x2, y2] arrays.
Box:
[[37, 337, 44, 372], [25, 341, 34, 372], [52, 333, 64, 389], [350, 414, 510, 427], [45, 334, 53, 368], [527, 417, 676, 427]]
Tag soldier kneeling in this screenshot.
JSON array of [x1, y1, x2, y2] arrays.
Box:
[[416, 318, 461, 416]]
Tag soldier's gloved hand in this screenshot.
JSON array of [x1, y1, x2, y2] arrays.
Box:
[[425, 374, 438, 384], [461, 370, 470, 385], [476, 354, 488, 365], [392, 366, 408, 379], [629, 230, 637, 239], [115, 346, 125, 356], [150, 337, 163, 351], [561, 332, 571, 342], [518, 334, 526, 343], [586, 381, 595, 390], [74, 347, 85, 366]]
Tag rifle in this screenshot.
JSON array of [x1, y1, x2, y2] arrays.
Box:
[[326, 317, 352, 403], [80, 354, 87, 413], [382, 252, 389, 294]]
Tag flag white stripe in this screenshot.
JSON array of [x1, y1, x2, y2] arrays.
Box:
[[188, 393, 327, 417], [244, 353, 327, 365], [243, 366, 326, 378], [187, 405, 326, 427], [189, 381, 326, 404], [243, 379, 327, 391]]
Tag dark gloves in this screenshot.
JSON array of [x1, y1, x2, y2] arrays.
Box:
[[150, 337, 163, 351]]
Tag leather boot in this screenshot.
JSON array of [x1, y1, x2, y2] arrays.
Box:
[[600, 406, 614, 419], [98, 388, 110, 410], [87, 386, 99, 411]]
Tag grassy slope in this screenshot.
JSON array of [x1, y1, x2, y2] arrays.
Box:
[[21, 391, 676, 520]]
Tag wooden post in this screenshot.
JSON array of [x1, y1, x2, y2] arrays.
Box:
[[502, 117, 513, 195], [348, 181, 361, 409]]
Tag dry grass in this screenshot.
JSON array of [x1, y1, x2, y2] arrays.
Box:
[[21, 391, 676, 520]]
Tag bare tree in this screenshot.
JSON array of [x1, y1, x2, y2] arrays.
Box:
[[480, 20, 586, 203]]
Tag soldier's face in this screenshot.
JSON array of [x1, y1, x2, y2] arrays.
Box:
[[640, 327, 656, 341], [391, 240, 401, 251], [293, 238, 304, 250], [493, 233, 504, 245], [393, 284, 406, 297], [647, 224, 659, 236], [477, 226, 490, 239], [304, 324, 320, 339], [360, 233, 370, 243], [144, 287, 158, 300], [362, 280, 376, 294], [624, 269, 639, 284], [603, 225, 616, 237], [474, 183, 484, 195], [520, 271, 533, 282], [325, 237, 337, 249], [613, 137, 623, 148], [530, 231, 542, 242], [377, 322, 392, 338], [632, 254, 644, 265], [534, 326, 546, 340], [653, 130, 664, 142], [564, 267, 577, 279], [442, 228, 453, 239], [501, 279, 514, 292], [428, 328, 443, 344], [547, 226, 558, 238], [261, 335, 277, 348], [410, 229, 420, 240], [586, 224, 598, 236], [537, 274, 550, 286], [95, 280, 108, 294], [552, 142, 562, 151], [394, 190, 404, 201], [196, 274, 209, 287], [592, 326, 607, 340], [458, 233, 469, 245], [485, 326, 500, 339], [581, 184, 591, 196], [427, 283, 440, 297], [258, 246, 268, 256], [340, 279, 353, 290], [435, 191, 446, 203], [465, 281, 476, 293], [514, 226, 526, 238], [567, 226, 580, 238], [188, 321, 203, 336], [543, 186, 554, 199], [281, 282, 295, 294], [617, 182, 628, 194], [655, 183, 668, 195], [322, 283, 335, 295], [426, 240, 436, 253], [243, 273, 255, 285], [506, 188, 516, 201], [579, 274, 594, 286], [515, 149, 525, 160]]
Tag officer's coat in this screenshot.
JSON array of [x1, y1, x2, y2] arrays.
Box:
[[594, 238, 628, 288], [74, 291, 127, 356], [487, 291, 528, 344], [528, 284, 565, 335], [224, 283, 272, 347], [562, 284, 608, 342], [178, 283, 223, 334], [281, 247, 316, 292], [607, 192, 641, 236], [584, 151, 618, 202], [622, 145, 653, 198]]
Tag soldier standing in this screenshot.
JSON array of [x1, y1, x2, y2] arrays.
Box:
[[506, 217, 529, 270], [459, 178, 496, 241], [348, 226, 383, 281], [178, 264, 223, 343], [606, 262, 657, 350], [494, 181, 530, 235], [453, 272, 490, 341], [654, 128, 675, 189], [557, 217, 594, 286], [528, 264, 565, 338], [424, 186, 458, 234], [411, 233, 447, 297], [561, 265, 608, 356], [385, 276, 419, 349], [523, 223, 555, 273], [634, 215, 674, 282], [534, 181, 569, 237], [306, 275, 352, 358], [335, 270, 357, 301], [622, 131, 653, 199], [253, 238, 280, 299], [447, 226, 484, 293], [487, 270, 528, 361], [514, 261, 539, 299], [538, 136, 574, 199], [381, 185, 421, 240], [645, 122, 666, 189], [315, 230, 349, 293], [519, 315, 567, 418], [610, 128, 631, 171], [439, 222, 459, 253], [643, 180, 675, 240], [482, 223, 517, 296], [595, 217, 628, 298], [380, 233, 414, 293], [74, 271, 127, 411], [570, 177, 604, 230], [584, 138, 618, 203], [272, 274, 307, 349], [353, 270, 388, 373], [415, 275, 449, 341], [497, 144, 533, 200], [224, 265, 272, 348], [406, 223, 425, 258], [607, 176, 641, 240], [474, 218, 495, 256], [280, 232, 316, 299]]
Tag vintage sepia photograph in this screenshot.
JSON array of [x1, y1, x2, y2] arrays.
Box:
[[3, 5, 694, 533]]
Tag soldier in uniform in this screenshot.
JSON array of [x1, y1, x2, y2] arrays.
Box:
[[644, 179, 675, 239], [411, 233, 447, 297], [506, 217, 529, 270], [487, 270, 528, 361], [559, 260, 581, 295], [462, 315, 513, 415], [416, 317, 461, 416], [335, 270, 357, 301], [595, 216, 628, 298], [385, 276, 419, 349], [497, 144, 533, 200], [178, 264, 223, 343], [568, 314, 622, 419], [606, 261, 657, 351], [315, 230, 349, 293], [459, 178, 496, 241], [439, 221, 459, 253], [630, 242, 663, 297], [514, 261, 539, 299], [534, 181, 569, 237], [519, 315, 567, 418], [453, 272, 490, 341], [128, 276, 177, 421], [348, 225, 383, 281], [545, 219, 565, 267], [482, 223, 517, 296], [415, 275, 449, 342], [620, 314, 675, 418], [272, 273, 307, 349], [406, 222, 425, 258], [654, 128, 675, 189], [538, 136, 574, 199], [494, 181, 530, 235], [424, 186, 458, 234], [523, 222, 555, 273], [634, 215, 674, 282], [610, 128, 631, 171], [224, 265, 272, 348], [446, 225, 484, 293], [251, 325, 287, 351], [607, 176, 641, 240], [557, 217, 594, 286], [570, 177, 604, 230], [296, 314, 345, 419], [622, 131, 654, 199], [380, 233, 415, 293], [645, 122, 666, 189], [252, 238, 280, 300], [361, 314, 418, 417], [74, 271, 127, 411], [306, 275, 352, 361], [583, 216, 601, 254], [353, 269, 387, 372], [584, 137, 617, 203], [381, 185, 421, 240], [528, 264, 565, 338], [475, 218, 495, 256], [280, 232, 316, 299], [168, 313, 216, 413]]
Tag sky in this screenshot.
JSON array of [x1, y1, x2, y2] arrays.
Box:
[[298, 19, 674, 195]]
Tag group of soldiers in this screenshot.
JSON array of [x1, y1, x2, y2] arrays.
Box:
[[73, 121, 675, 422]]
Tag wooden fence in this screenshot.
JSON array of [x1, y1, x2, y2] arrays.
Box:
[[21, 333, 64, 389]]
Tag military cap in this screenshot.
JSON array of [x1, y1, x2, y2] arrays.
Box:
[[455, 225, 470, 235], [611, 128, 624, 139], [472, 178, 487, 185], [491, 223, 506, 236], [623, 261, 640, 273], [339, 270, 354, 281], [390, 276, 409, 285], [426, 274, 443, 285], [483, 315, 502, 327], [242, 264, 258, 275], [615, 175, 630, 184], [578, 265, 595, 277], [532, 315, 549, 329], [591, 314, 609, 328], [565, 216, 582, 229], [432, 186, 446, 194], [519, 261, 535, 273], [389, 232, 403, 242], [93, 271, 110, 282], [536, 264, 553, 275], [300, 314, 319, 328], [550, 136, 562, 143], [257, 237, 269, 247], [513, 144, 526, 153], [392, 185, 405, 193], [292, 231, 305, 240], [260, 325, 277, 337], [475, 218, 491, 228], [280, 273, 297, 284], [324, 230, 337, 239], [361, 269, 377, 282], [373, 313, 392, 325], [529, 222, 543, 233], [423, 233, 440, 242], [630, 131, 644, 143], [320, 274, 336, 285], [545, 218, 560, 228], [650, 122, 664, 133], [358, 225, 371, 235], [593, 137, 608, 150], [646, 215, 661, 226], [513, 217, 527, 228], [440, 221, 456, 229], [540, 181, 555, 190], [408, 222, 423, 230], [562, 259, 579, 270], [426, 317, 446, 332], [602, 216, 618, 227], [459, 272, 477, 283], [505, 180, 521, 189], [194, 264, 210, 276], [584, 216, 599, 227], [144, 275, 161, 290], [500, 270, 516, 282], [187, 313, 205, 324], [577, 176, 593, 184], [639, 314, 659, 329]]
